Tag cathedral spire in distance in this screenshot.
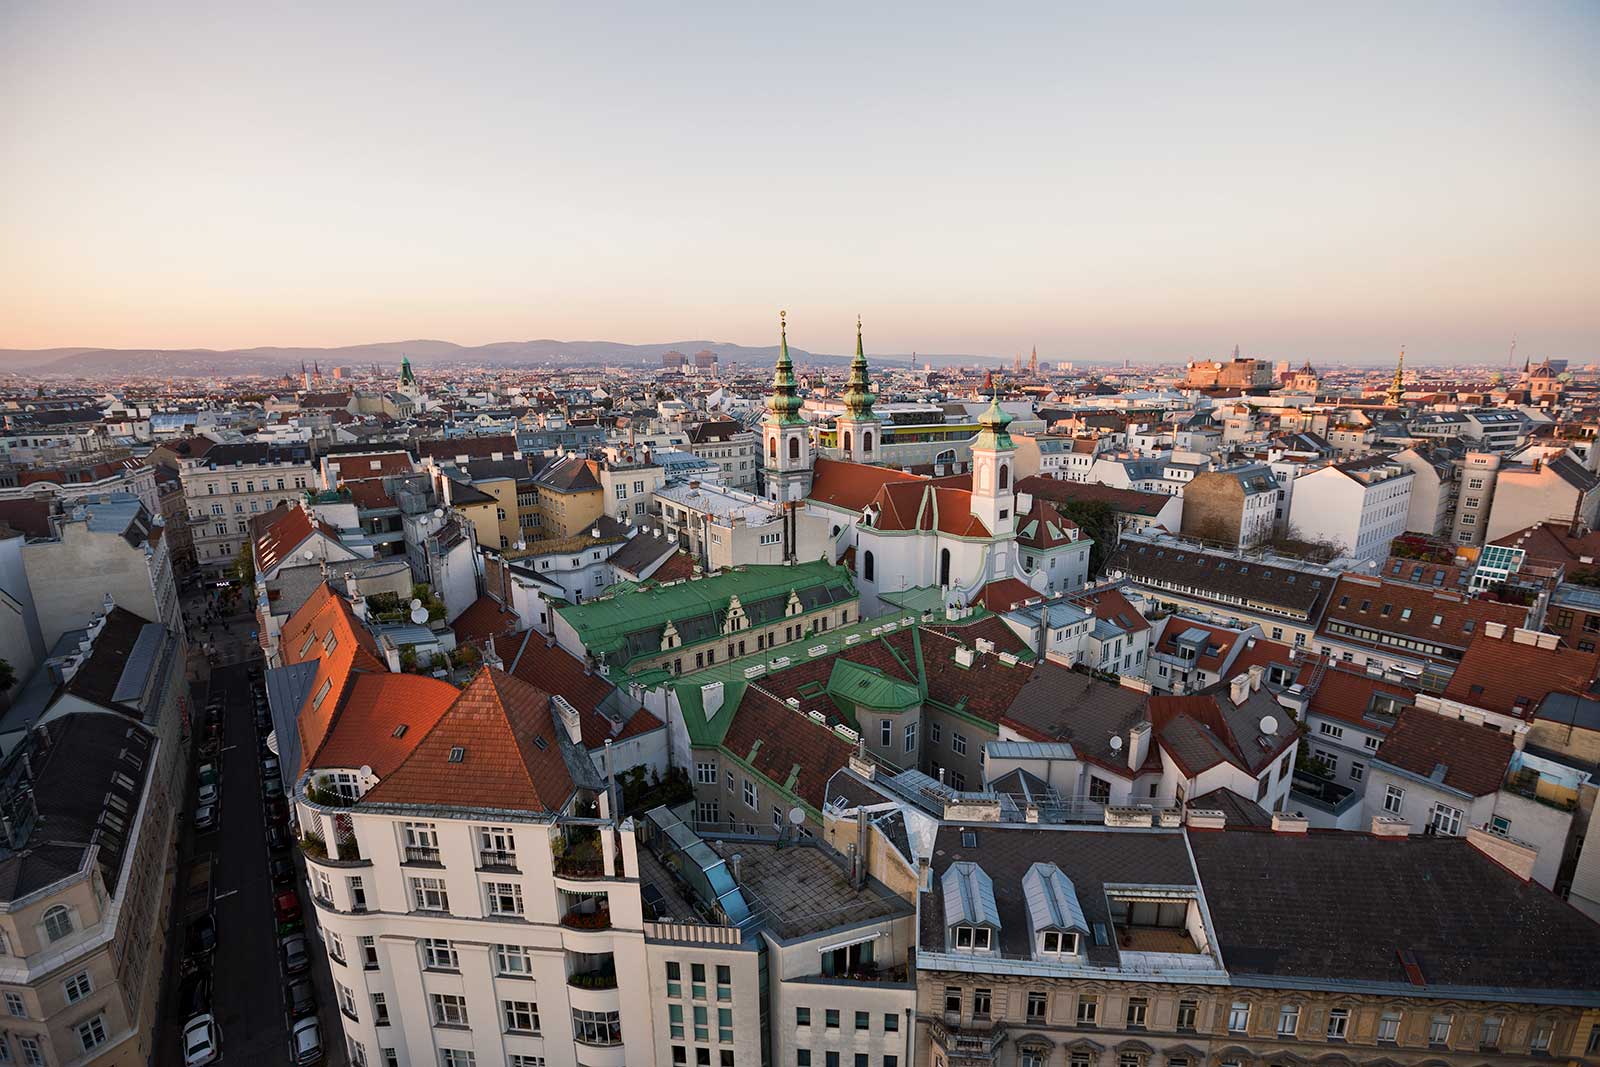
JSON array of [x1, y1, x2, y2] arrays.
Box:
[[1385, 346, 1406, 406]]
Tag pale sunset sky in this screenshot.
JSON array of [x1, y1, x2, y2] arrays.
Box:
[[1, 2, 1595, 363]]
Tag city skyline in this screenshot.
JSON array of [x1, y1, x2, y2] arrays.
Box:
[[2, 3, 1596, 361]]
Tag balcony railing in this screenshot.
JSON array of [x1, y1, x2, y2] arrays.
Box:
[[479, 849, 519, 870], [560, 906, 612, 931], [568, 967, 619, 989], [403, 845, 442, 865]]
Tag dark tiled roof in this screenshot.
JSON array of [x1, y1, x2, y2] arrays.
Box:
[[1189, 831, 1600, 997], [1189, 786, 1272, 827], [1374, 708, 1513, 796], [1110, 541, 1329, 619], [1017, 475, 1172, 517], [64, 608, 157, 712]]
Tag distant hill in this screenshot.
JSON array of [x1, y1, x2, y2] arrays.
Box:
[[0, 339, 1012, 376]]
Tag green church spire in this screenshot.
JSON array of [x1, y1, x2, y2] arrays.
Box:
[[973, 376, 1015, 450], [841, 314, 878, 420], [765, 310, 805, 425]]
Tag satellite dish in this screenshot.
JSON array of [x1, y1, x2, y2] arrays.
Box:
[[358, 764, 372, 778], [303, 550, 314, 561], [410, 606, 429, 624], [1260, 715, 1279, 736], [410, 598, 423, 610], [433, 508, 444, 518], [1109, 735, 1124, 753], [787, 806, 805, 826]]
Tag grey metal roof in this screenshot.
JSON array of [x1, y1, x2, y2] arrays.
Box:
[[942, 860, 1000, 928], [1023, 861, 1089, 935], [110, 623, 166, 705]]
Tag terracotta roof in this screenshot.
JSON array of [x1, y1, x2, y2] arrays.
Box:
[[452, 595, 520, 645], [1293, 657, 1415, 731], [720, 687, 856, 810], [1223, 636, 1297, 677], [972, 578, 1039, 613], [311, 673, 459, 778], [341, 479, 397, 510], [906, 623, 1035, 725], [808, 458, 922, 513], [1375, 707, 1514, 797], [361, 667, 577, 813], [1492, 521, 1600, 570], [1018, 474, 1172, 517], [1153, 618, 1243, 674], [1443, 630, 1600, 719], [419, 435, 517, 461], [327, 451, 414, 480], [649, 550, 698, 583], [497, 631, 664, 749], [254, 504, 344, 574], [279, 584, 387, 776], [0, 499, 54, 539], [1318, 575, 1529, 659], [1066, 587, 1150, 635], [1016, 498, 1079, 551]]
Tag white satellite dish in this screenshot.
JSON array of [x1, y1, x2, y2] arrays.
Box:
[[358, 764, 372, 778], [787, 806, 805, 826], [433, 508, 444, 518], [1259, 715, 1279, 736], [409, 606, 429, 624], [1109, 735, 1124, 753], [410, 598, 423, 610], [303, 550, 314, 561]]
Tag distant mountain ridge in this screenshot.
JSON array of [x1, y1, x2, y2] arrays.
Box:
[[0, 339, 1013, 376]]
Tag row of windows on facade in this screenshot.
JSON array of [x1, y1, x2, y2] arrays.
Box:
[[669, 613, 847, 675], [940, 987, 1558, 1052], [791, 1053, 899, 1067], [193, 495, 298, 519], [202, 476, 308, 493], [337, 981, 618, 1048]]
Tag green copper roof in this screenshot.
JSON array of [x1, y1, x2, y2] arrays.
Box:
[[827, 657, 920, 711], [840, 316, 879, 421], [972, 387, 1015, 451], [764, 312, 806, 426]]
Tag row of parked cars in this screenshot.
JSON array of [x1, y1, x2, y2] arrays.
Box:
[[255, 674, 326, 1066], [181, 687, 227, 1066]]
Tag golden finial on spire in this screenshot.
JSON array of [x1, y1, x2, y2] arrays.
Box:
[[780, 309, 786, 329]]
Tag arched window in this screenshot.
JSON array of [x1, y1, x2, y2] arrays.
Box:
[[768, 437, 777, 459], [843, 431, 852, 454], [789, 437, 800, 460], [940, 548, 951, 587], [43, 906, 73, 943], [999, 463, 1010, 490], [863, 431, 873, 453], [862, 551, 875, 582]]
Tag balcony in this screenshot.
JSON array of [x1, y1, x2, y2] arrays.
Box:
[[553, 826, 617, 879], [568, 951, 618, 989], [560, 893, 612, 930], [478, 849, 519, 871], [403, 846, 443, 866]]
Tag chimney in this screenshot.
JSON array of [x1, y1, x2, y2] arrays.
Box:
[[855, 806, 868, 889], [1484, 621, 1507, 639], [1229, 673, 1251, 706], [1127, 721, 1151, 770], [1271, 812, 1309, 834], [1467, 824, 1537, 880], [1371, 815, 1411, 838], [551, 694, 584, 745], [729, 853, 742, 882], [1248, 664, 1264, 691]]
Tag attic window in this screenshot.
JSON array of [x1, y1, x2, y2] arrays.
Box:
[[1380, 604, 1392, 617], [1432, 573, 1445, 586], [533, 736, 548, 751], [391, 724, 408, 738], [961, 831, 978, 849], [323, 631, 339, 653], [1463, 619, 1475, 633], [953, 925, 991, 950], [1092, 922, 1111, 946], [1400, 608, 1411, 621], [1338, 596, 1349, 608], [448, 746, 466, 763]]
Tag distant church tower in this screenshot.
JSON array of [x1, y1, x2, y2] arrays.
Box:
[[1385, 346, 1405, 407], [1028, 345, 1039, 377], [969, 384, 1017, 537], [762, 311, 813, 503], [835, 316, 880, 464], [397, 355, 421, 400]]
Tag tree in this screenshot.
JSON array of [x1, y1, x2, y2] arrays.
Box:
[[227, 544, 255, 590], [1049, 500, 1119, 578]]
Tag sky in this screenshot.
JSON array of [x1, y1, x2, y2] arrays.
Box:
[[1, 2, 1596, 364]]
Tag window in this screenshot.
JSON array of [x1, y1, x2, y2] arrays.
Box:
[[1479, 1015, 1503, 1048], [796, 1006, 811, 1027], [1077, 995, 1098, 1026], [410, 876, 450, 912], [692, 962, 707, 998], [63, 971, 92, 1004], [853, 1010, 870, 1031], [797, 1054, 810, 1067], [504, 1000, 541, 1034], [1428, 1014, 1452, 1046], [1318, 722, 1344, 739], [1349, 760, 1365, 782], [441, 1052, 476, 1067], [930, 721, 942, 744], [720, 1007, 734, 1043], [422, 938, 458, 970], [43, 905, 74, 942], [1228, 1002, 1250, 1033], [881, 719, 892, 747], [18, 1038, 40, 1067], [953, 925, 991, 950], [4, 992, 25, 1017], [972, 988, 992, 1019], [350, 1038, 369, 1066], [825, 1009, 840, 1029], [1176, 999, 1197, 1032], [945, 987, 962, 1015], [338, 981, 359, 1019], [904, 721, 918, 753], [349, 876, 368, 911], [1383, 784, 1404, 814], [77, 1015, 108, 1052], [486, 881, 524, 916], [743, 779, 757, 808], [952, 732, 967, 756], [510, 1057, 546, 1067], [862, 550, 875, 581], [717, 964, 731, 1000], [1532, 1020, 1553, 1052], [372, 992, 390, 1025], [432, 993, 469, 1026], [1378, 1011, 1401, 1044], [1428, 803, 1463, 836], [1041, 930, 1076, 954], [1326, 1007, 1349, 1040], [885, 1012, 899, 1031], [1089, 776, 1112, 804], [696, 761, 718, 785], [1027, 992, 1047, 1022], [1126, 997, 1148, 1029]]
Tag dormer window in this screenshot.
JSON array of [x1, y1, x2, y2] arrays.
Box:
[[954, 925, 991, 951], [1041, 930, 1078, 954]]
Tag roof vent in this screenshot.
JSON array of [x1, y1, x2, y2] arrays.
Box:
[[391, 724, 408, 739]]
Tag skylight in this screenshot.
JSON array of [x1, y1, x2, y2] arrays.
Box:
[[448, 746, 465, 763]]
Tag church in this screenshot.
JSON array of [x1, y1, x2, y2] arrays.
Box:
[[760, 313, 1089, 615]]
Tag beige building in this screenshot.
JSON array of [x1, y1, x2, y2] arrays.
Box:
[[179, 441, 316, 574], [658, 481, 831, 571], [536, 454, 607, 540]]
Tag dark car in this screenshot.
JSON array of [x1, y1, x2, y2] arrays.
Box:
[[261, 755, 281, 778], [280, 933, 310, 975], [263, 776, 284, 801], [185, 913, 217, 957], [266, 824, 289, 853], [270, 856, 295, 886], [275, 890, 303, 933], [285, 977, 316, 1019], [173, 970, 212, 1020]]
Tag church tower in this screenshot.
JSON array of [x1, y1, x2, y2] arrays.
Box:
[[397, 355, 421, 399], [762, 311, 813, 503], [1385, 346, 1405, 407], [969, 384, 1017, 536], [835, 316, 880, 464]]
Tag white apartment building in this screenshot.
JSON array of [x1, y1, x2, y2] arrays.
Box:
[[179, 441, 317, 574], [685, 420, 758, 491], [658, 481, 830, 571], [1285, 455, 1413, 562]]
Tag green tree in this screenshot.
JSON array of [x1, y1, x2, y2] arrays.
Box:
[[228, 544, 255, 590], [1049, 500, 1118, 577]]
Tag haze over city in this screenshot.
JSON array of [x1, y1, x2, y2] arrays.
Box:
[[2, 2, 1597, 363]]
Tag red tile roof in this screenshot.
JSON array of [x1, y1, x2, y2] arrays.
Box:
[[906, 623, 1035, 724], [496, 631, 664, 748], [452, 595, 520, 645], [342, 479, 397, 510], [312, 673, 459, 778], [650, 551, 697, 583], [1443, 630, 1600, 719], [1067, 587, 1150, 635], [327, 451, 414, 480], [1018, 474, 1172, 517], [1153, 618, 1244, 674], [1318, 575, 1529, 659], [1293, 657, 1415, 732], [1492, 522, 1600, 570], [1016, 497, 1080, 551], [972, 578, 1040, 614], [1375, 707, 1514, 796], [254, 504, 344, 574], [721, 687, 856, 810], [280, 584, 385, 776], [808, 458, 922, 513], [362, 667, 577, 812]]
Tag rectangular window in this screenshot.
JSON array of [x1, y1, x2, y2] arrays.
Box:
[[952, 732, 968, 755], [696, 761, 718, 785], [441, 1052, 476, 1067], [1176, 1000, 1197, 1032], [1532, 1021, 1553, 1052], [1277, 1004, 1300, 1036], [1228, 1002, 1250, 1033], [432, 993, 469, 1026], [1378, 1012, 1401, 1044], [930, 722, 942, 744], [904, 721, 918, 753], [1383, 785, 1404, 814], [5, 993, 25, 1017], [338, 981, 359, 1020], [796, 1006, 811, 1027], [825, 1009, 839, 1029], [1126, 997, 1148, 1029], [77, 1015, 108, 1052], [410, 876, 450, 912], [1027, 992, 1047, 1022], [63, 972, 92, 1003], [743, 779, 757, 809], [972, 988, 992, 1019], [1077, 996, 1098, 1026], [1326, 1007, 1348, 1040], [486, 881, 524, 915], [855, 1010, 870, 1031], [1428, 1015, 1452, 1046], [1479, 1015, 1503, 1048], [504, 1000, 541, 1034], [496, 943, 532, 975], [422, 938, 458, 970], [372, 992, 390, 1025]]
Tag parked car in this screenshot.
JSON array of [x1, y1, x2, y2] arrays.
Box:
[[193, 804, 217, 833], [182, 1014, 221, 1066], [263, 776, 284, 801], [280, 932, 309, 975], [269, 856, 295, 887], [197, 763, 218, 786], [285, 977, 316, 1019], [289, 1015, 324, 1064], [266, 823, 289, 853], [261, 754, 280, 777], [173, 971, 212, 1020], [186, 913, 217, 957], [274, 890, 302, 927], [196, 783, 218, 808]]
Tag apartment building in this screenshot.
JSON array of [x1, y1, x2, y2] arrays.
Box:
[[1285, 455, 1414, 562], [179, 441, 316, 574], [597, 447, 666, 526], [534, 454, 606, 540], [1390, 444, 1459, 537], [1178, 465, 1279, 548], [1483, 450, 1600, 543], [1449, 451, 1500, 546], [917, 819, 1600, 1067], [686, 419, 759, 490], [658, 481, 830, 571]]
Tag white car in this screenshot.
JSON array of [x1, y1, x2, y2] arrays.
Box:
[[182, 1014, 220, 1066], [197, 783, 218, 807], [290, 1015, 324, 1064]]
